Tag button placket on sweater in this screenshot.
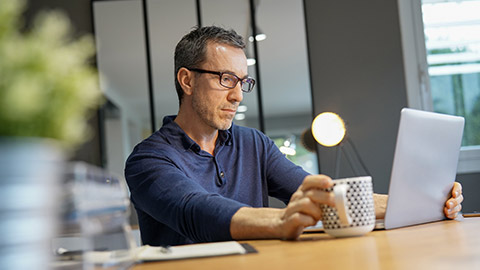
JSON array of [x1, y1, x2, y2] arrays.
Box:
[[215, 139, 230, 187], [192, 141, 228, 187], [212, 156, 226, 187]]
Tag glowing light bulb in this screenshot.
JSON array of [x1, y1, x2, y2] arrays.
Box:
[[311, 112, 346, 147]]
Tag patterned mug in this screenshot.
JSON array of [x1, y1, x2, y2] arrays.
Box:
[[320, 176, 375, 237]]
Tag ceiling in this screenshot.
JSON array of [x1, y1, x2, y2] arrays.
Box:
[[93, 0, 312, 132]]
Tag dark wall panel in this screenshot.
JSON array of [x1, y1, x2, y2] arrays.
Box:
[[304, 0, 408, 193], [457, 173, 480, 213]]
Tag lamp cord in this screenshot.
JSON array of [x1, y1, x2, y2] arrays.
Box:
[[334, 144, 342, 179], [342, 145, 359, 176], [346, 137, 371, 177]]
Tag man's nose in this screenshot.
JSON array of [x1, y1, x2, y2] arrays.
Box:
[[228, 83, 243, 103]]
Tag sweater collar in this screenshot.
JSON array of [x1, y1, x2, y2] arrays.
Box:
[[161, 115, 233, 152]]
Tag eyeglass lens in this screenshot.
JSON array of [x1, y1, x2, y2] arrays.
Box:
[[220, 73, 254, 92]]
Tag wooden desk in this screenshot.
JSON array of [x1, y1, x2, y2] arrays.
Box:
[[132, 217, 480, 270]]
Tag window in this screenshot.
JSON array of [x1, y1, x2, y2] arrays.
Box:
[[272, 134, 318, 175], [398, 0, 480, 173]]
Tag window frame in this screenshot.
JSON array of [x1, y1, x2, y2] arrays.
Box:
[[398, 0, 480, 174]]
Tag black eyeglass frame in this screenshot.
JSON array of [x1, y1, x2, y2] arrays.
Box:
[[187, 67, 255, 93]]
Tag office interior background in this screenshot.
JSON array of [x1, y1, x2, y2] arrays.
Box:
[[23, 0, 480, 221]]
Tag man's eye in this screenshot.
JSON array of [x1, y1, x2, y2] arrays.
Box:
[[222, 76, 235, 84]]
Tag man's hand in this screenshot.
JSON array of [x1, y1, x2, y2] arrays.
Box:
[[444, 182, 463, 219], [371, 182, 463, 220], [230, 174, 334, 241], [278, 175, 334, 240], [373, 193, 388, 219]]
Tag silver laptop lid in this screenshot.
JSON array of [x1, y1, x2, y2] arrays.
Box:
[[384, 108, 464, 230]]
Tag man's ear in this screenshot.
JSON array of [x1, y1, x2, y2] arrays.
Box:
[[177, 67, 195, 96]]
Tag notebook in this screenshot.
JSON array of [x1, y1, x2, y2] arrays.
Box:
[[83, 241, 257, 265], [304, 108, 464, 233]]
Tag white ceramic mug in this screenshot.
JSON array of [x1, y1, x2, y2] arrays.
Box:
[[320, 176, 375, 237]]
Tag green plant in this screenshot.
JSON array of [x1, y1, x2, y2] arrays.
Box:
[[0, 0, 102, 147]]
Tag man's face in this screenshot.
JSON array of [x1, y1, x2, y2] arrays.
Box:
[[191, 42, 247, 131]]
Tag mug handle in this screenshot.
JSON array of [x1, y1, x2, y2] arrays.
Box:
[[333, 184, 352, 226]]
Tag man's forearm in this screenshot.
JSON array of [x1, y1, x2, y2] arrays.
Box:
[[230, 207, 285, 240], [230, 194, 388, 240]]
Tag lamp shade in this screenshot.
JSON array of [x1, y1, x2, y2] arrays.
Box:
[[311, 112, 346, 147]]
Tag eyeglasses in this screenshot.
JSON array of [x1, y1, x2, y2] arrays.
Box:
[[187, 68, 255, 93]]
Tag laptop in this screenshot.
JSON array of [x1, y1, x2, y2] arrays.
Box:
[[304, 108, 464, 233], [382, 108, 464, 229]]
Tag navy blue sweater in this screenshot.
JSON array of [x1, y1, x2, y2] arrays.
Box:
[[125, 116, 308, 246]]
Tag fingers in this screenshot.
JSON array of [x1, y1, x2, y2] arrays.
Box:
[[304, 189, 335, 206], [280, 174, 335, 240], [444, 203, 462, 219], [281, 212, 317, 240], [446, 195, 464, 209], [297, 175, 334, 206], [455, 194, 464, 205], [292, 174, 335, 206], [444, 190, 464, 219], [300, 175, 333, 191], [290, 190, 304, 202], [284, 197, 323, 221], [452, 182, 463, 198]]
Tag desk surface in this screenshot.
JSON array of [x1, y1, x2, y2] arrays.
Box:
[[132, 217, 480, 270]]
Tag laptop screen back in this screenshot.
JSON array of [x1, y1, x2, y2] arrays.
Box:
[[384, 108, 464, 230]]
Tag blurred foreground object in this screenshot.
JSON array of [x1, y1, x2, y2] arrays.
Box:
[[0, 1, 102, 269], [0, 0, 102, 147], [52, 162, 136, 270], [0, 139, 64, 269]]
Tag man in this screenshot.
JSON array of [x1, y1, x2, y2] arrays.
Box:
[[125, 26, 463, 246]]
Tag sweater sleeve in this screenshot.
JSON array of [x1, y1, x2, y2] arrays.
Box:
[[125, 149, 248, 243], [262, 134, 310, 204]]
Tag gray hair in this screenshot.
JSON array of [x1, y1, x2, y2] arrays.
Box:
[[174, 26, 245, 105]]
